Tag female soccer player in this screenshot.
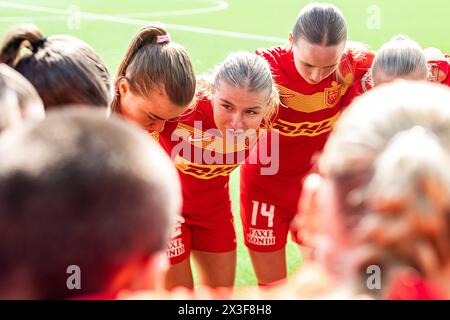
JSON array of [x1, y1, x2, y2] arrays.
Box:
[[294, 81, 450, 299], [239, 2, 374, 286], [110, 24, 196, 133], [0, 108, 181, 300], [158, 52, 278, 290], [0, 24, 112, 109]]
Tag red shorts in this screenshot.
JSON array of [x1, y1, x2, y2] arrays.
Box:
[[239, 168, 304, 252], [166, 214, 237, 265]]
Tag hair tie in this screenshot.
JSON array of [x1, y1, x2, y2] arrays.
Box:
[[156, 34, 170, 44], [32, 37, 47, 53]]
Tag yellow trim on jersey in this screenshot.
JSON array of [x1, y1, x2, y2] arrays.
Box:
[[277, 74, 353, 113], [273, 112, 341, 137], [174, 154, 239, 180], [150, 131, 160, 142]]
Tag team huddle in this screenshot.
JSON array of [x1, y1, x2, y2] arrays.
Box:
[[0, 3, 450, 300]]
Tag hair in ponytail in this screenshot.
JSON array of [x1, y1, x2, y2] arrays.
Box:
[[110, 24, 196, 115], [292, 2, 347, 46], [0, 24, 111, 109], [292, 3, 352, 85]]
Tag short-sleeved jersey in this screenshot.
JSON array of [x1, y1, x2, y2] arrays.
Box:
[[159, 97, 256, 226], [341, 70, 373, 107], [242, 45, 374, 184]]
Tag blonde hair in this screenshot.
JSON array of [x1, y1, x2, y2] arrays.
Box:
[[320, 81, 450, 296], [110, 24, 196, 114], [198, 52, 279, 128], [372, 35, 428, 85]]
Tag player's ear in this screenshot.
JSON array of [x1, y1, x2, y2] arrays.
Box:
[[288, 33, 295, 48], [118, 77, 130, 96]]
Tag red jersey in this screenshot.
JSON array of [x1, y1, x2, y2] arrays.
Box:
[[385, 271, 448, 300], [243, 45, 374, 182], [428, 54, 450, 86], [239, 45, 373, 252], [159, 98, 255, 226], [342, 70, 373, 108], [442, 54, 450, 86]]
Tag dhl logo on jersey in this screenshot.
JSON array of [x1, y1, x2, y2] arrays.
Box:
[[277, 74, 353, 113], [273, 112, 341, 137], [174, 155, 239, 180]]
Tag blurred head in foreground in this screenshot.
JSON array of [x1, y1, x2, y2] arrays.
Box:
[[0, 108, 181, 299], [298, 81, 450, 298]]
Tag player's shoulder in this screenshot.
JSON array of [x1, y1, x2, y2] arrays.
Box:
[[175, 93, 215, 131], [255, 45, 290, 66], [194, 94, 213, 120], [343, 42, 375, 67], [340, 42, 375, 79]]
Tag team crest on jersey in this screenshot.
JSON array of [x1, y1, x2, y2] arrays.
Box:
[[324, 83, 341, 107]]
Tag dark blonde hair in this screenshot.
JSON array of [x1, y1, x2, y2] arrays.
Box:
[[292, 2, 347, 46], [110, 24, 196, 114], [320, 81, 450, 297], [0, 24, 111, 110], [292, 3, 351, 84]]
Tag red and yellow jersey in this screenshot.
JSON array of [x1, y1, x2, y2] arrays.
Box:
[[243, 45, 374, 181], [159, 98, 256, 223], [342, 70, 373, 107]]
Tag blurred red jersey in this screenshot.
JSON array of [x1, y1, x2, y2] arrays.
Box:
[[385, 272, 448, 300]]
